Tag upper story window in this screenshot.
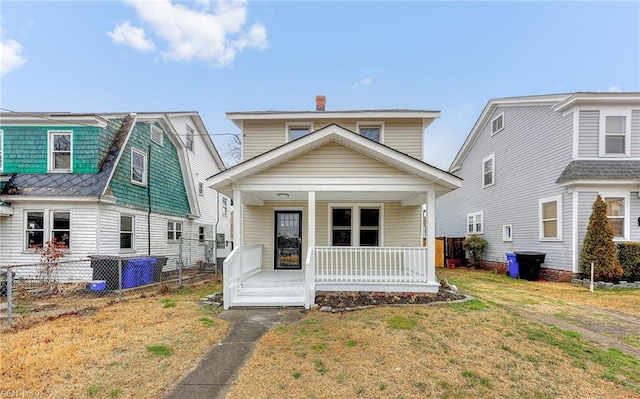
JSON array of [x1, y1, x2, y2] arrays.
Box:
[[120, 214, 134, 250], [150, 124, 164, 146], [0, 130, 3, 172], [286, 122, 313, 141], [222, 197, 228, 217], [198, 182, 204, 196], [356, 122, 384, 143], [467, 211, 483, 234], [599, 110, 630, 157], [603, 193, 629, 240], [482, 154, 495, 188], [131, 149, 147, 186], [539, 195, 562, 241], [491, 112, 504, 135], [49, 131, 72, 172], [167, 221, 183, 240], [186, 125, 194, 152]]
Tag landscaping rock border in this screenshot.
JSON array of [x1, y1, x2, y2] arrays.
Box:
[[571, 278, 640, 289]]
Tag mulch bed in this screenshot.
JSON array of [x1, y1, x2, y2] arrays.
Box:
[[315, 290, 467, 310]]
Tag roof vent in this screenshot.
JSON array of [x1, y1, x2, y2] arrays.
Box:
[[316, 95, 326, 111]]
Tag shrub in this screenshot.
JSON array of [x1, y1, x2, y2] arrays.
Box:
[[617, 242, 640, 282], [463, 234, 488, 267], [580, 195, 623, 281]]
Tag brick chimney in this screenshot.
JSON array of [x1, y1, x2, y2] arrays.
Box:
[[315, 95, 326, 111]]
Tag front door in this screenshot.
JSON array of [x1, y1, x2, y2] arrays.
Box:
[[274, 211, 302, 270]]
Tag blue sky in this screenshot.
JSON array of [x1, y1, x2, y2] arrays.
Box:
[[1, 1, 639, 169]]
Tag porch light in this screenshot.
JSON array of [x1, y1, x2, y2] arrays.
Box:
[[277, 193, 290, 198]]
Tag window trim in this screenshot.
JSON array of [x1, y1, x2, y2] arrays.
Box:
[[490, 112, 504, 135], [120, 214, 135, 252], [24, 210, 45, 251], [130, 148, 147, 186], [167, 221, 183, 241], [150, 124, 164, 146], [328, 203, 384, 247], [502, 224, 513, 242], [48, 130, 73, 173], [601, 191, 630, 241], [355, 121, 384, 143], [599, 108, 631, 157], [198, 182, 204, 197], [24, 209, 72, 251], [222, 197, 228, 217], [538, 195, 563, 241], [285, 122, 314, 142], [466, 211, 484, 235], [50, 210, 71, 248], [0, 130, 3, 172], [186, 125, 194, 152], [482, 154, 495, 188]]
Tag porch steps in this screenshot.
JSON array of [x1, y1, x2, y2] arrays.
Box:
[[233, 277, 305, 307]]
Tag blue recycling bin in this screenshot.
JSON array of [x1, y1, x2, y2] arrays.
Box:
[[506, 253, 519, 278], [141, 257, 156, 285], [123, 258, 156, 288]]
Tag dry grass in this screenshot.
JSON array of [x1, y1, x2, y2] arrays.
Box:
[[227, 271, 640, 399], [0, 279, 227, 399]]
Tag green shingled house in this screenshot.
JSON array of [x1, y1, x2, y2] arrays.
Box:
[[0, 112, 230, 268]]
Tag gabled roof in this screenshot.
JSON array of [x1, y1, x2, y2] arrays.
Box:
[[226, 109, 441, 128], [556, 160, 640, 185], [208, 123, 461, 195], [448, 92, 640, 172]]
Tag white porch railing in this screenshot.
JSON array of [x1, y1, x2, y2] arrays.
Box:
[[314, 246, 430, 283], [223, 243, 262, 310]]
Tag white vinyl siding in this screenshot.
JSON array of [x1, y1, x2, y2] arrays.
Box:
[[578, 110, 599, 158], [0, 130, 3, 172], [631, 110, 640, 157], [539, 195, 562, 241], [186, 125, 194, 152], [48, 131, 72, 172]]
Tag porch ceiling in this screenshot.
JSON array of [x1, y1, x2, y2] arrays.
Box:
[[242, 190, 425, 205]]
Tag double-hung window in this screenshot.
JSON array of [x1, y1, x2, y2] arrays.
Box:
[[330, 205, 383, 246], [186, 125, 194, 152], [168, 221, 183, 241], [539, 195, 562, 241], [131, 149, 147, 186], [356, 122, 383, 142], [286, 122, 313, 141], [25, 210, 71, 250], [602, 193, 629, 240], [467, 211, 483, 234], [332, 208, 352, 246], [49, 131, 72, 172], [482, 154, 495, 188], [359, 208, 380, 246], [600, 110, 630, 156], [120, 215, 134, 250]]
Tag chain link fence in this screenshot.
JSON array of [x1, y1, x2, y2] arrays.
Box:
[[0, 239, 221, 330]]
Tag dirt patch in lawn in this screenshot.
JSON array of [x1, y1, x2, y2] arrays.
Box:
[[0, 278, 228, 399]]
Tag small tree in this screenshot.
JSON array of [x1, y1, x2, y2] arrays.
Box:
[[463, 234, 488, 268], [33, 236, 67, 287], [580, 195, 623, 281]]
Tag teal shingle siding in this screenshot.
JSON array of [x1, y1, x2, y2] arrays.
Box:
[[108, 122, 191, 218], [0, 125, 104, 173]]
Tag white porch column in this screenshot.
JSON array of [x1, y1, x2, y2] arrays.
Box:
[[233, 189, 243, 249], [307, 191, 316, 249], [426, 189, 436, 284]]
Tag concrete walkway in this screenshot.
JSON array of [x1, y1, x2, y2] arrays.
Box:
[[166, 308, 305, 399]]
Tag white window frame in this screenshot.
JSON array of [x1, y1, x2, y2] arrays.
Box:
[[0, 130, 3, 172], [601, 191, 630, 241], [186, 125, 194, 152], [482, 154, 495, 188], [198, 182, 204, 196], [538, 195, 563, 241], [599, 108, 631, 157], [467, 211, 484, 235], [120, 214, 135, 252], [328, 203, 384, 247], [222, 197, 228, 217], [131, 148, 147, 186], [199, 225, 206, 242], [502, 224, 513, 242], [491, 112, 504, 135], [150, 124, 164, 146], [24, 209, 72, 251], [167, 221, 183, 241], [48, 130, 73, 173], [356, 121, 384, 143], [285, 122, 314, 142]]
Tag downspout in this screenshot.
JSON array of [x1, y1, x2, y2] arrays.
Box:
[[214, 191, 220, 264], [147, 143, 151, 256]]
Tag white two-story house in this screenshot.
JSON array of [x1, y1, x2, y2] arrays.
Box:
[[208, 95, 462, 308], [436, 92, 640, 280]]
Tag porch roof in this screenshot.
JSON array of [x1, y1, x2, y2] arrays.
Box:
[[207, 124, 462, 198]]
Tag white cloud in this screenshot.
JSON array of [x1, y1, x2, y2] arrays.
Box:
[[118, 0, 268, 67], [108, 21, 155, 52], [0, 36, 27, 76], [352, 77, 372, 89], [608, 85, 621, 92]]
